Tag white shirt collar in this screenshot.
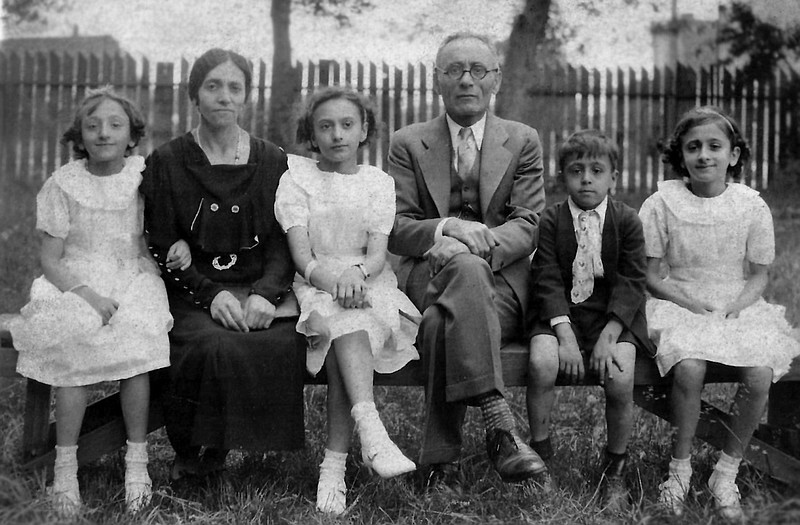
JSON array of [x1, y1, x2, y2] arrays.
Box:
[[445, 113, 487, 150], [567, 195, 608, 232]]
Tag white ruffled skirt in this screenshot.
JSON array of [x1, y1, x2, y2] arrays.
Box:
[[294, 259, 420, 376], [11, 256, 172, 386]]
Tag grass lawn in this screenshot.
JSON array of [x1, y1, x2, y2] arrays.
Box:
[[1, 175, 800, 524]]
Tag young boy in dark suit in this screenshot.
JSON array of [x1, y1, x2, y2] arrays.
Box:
[[526, 130, 655, 506]]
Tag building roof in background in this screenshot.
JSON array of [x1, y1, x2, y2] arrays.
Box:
[[1, 33, 121, 56]]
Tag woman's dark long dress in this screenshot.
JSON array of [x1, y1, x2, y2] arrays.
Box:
[[141, 133, 305, 454]]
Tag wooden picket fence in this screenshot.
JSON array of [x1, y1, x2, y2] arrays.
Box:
[[1, 51, 797, 191]]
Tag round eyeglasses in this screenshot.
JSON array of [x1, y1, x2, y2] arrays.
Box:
[[436, 64, 499, 80]]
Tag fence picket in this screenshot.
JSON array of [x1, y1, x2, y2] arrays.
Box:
[[638, 67, 651, 193], [1, 53, 20, 180], [44, 53, 60, 178], [177, 58, 190, 136], [591, 68, 601, 130], [615, 67, 626, 191], [755, 77, 767, 187], [0, 53, 7, 181], [18, 53, 35, 182], [151, 62, 174, 152], [58, 53, 75, 167]]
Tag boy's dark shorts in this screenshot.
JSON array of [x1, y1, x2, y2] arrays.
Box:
[[529, 318, 640, 355]]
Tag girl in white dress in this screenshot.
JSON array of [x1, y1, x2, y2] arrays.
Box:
[[639, 106, 800, 519], [275, 86, 420, 516], [10, 88, 186, 515]]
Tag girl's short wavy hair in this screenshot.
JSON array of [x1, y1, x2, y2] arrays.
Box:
[[661, 105, 751, 182], [188, 48, 252, 103], [296, 85, 377, 153], [61, 86, 146, 160]]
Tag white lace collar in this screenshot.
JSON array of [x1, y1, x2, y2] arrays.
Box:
[[51, 156, 145, 210]]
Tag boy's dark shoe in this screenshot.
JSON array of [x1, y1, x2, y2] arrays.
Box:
[[486, 428, 546, 482], [528, 438, 556, 493], [529, 437, 554, 463], [599, 453, 630, 512], [418, 462, 463, 493]]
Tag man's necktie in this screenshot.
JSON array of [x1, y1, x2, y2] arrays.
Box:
[[457, 126, 477, 180], [571, 210, 603, 304]]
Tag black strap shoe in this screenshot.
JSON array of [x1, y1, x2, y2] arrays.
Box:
[[599, 453, 630, 512], [486, 428, 546, 482], [418, 462, 463, 493]]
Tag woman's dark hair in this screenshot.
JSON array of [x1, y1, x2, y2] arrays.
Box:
[[661, 105, 751, 182], [61, 86, 146, 160], [188, 48, 252, 103], [296, 85, 377, 153]]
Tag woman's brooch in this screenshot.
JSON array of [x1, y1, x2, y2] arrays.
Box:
[[212, 254, 238, 271]]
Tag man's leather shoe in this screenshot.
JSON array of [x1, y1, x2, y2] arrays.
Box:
[[486, 428, 546, 482]]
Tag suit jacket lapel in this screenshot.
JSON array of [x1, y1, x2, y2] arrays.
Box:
[[417, 116, 452, 218], [556, 202, 577, 268], [479, 115, 512, 219], [601, 201, 618, 273]]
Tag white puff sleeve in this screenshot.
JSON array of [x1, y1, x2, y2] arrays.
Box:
[[368, 170, 396, 236], [746, 195, 775, 265], [35, 177, 71, 239], [274, 168, 310, 232], [638, 192, 668, 259]]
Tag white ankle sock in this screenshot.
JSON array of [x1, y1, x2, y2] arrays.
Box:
[[668, 456, 692, 483], [351, 401, 378, 422], [710, 451, 741, 484], [125, 440, 148, 461], [320, 449, 347, 475], [54, 445, 79, 480], [55, 445, 78, 464]]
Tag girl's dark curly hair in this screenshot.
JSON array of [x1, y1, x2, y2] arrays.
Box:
[[661, 105, 751, 182], [61, 86, 146, 160], [296, 85, 377, 152]]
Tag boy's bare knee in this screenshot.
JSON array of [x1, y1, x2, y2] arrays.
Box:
[[528, 335, 559, 384], [604, 373, 634, 402]]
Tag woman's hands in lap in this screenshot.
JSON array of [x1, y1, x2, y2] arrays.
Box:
[[210, 290, 277, 331], [243, 294, 277, 330], [211, 290, 249, 332]]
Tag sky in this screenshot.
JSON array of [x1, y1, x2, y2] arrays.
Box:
[[0, 0, 729, 69]]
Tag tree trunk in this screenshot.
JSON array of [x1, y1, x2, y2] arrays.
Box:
[[267, 0, 301, 151], [495, 0, 551, 126]]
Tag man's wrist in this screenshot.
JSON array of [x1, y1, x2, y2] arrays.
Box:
[[434, 217, 453, 242]]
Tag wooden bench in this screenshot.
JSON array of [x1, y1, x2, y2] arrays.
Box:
[[2, 312, 799, 485]]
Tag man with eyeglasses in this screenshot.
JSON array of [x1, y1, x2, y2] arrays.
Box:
[[388, 32, 547, 488]]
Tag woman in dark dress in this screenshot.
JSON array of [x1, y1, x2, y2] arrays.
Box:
[[141, 48, 305, 479]]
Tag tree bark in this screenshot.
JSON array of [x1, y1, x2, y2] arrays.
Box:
[[495, 0, 551, 126], [267, 0, 301, 151]]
